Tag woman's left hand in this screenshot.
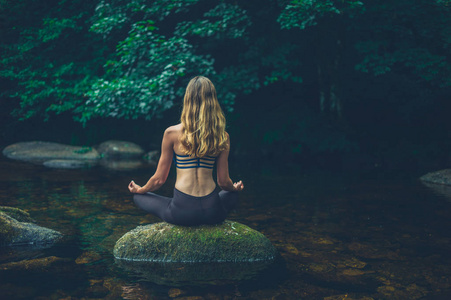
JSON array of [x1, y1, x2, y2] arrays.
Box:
[[128, 180, 142, 193]]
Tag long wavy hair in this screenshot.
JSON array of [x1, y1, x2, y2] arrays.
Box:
[[180, 76, 228, 157]]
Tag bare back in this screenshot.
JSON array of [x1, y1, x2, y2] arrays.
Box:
[[171, 124, 217, 196]]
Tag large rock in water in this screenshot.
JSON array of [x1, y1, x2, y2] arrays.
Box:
[[2, 141, 99, 165], [420, 169, 451, 185], [0, 206, 62, 246], [97, 140, 144, 159], [113, 221, 277, 262]]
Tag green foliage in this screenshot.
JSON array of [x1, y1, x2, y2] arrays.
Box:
[[0, 0, 105, 120], [0, 0, 308, 123], [81, 0, 261, 121], [260, 44, 303, 86], [175, 3, 251, 39], [83, 20, 215, 121], [353, 0, 451, 88], [2, 0, 451, 156], [278, 0, 364, 30]]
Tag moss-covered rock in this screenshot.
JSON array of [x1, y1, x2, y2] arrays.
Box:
[[113, 221, 277, 262], [0, 207, 62, 246], [0, 206, 34, 223], [420, 169, 451, 185], [97, 140, 144, 159]]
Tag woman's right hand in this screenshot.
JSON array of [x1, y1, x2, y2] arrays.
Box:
[[128, 180, 142, 194], [233, 180, 244, 192]]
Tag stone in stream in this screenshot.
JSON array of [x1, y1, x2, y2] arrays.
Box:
[[419, 169, 451, 186], [0, 256, 70, 271], [2, 141, 99, 164], [113, 220, 277, 262], [96, 140, 145, 159], [143, 150, 159, 166], [0, 206, 62, 247]]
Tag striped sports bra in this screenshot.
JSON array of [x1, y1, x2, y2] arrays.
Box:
[[173, 152, 216, 169]]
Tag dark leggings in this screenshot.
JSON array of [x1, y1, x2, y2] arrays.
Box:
[[133, 188, 238, 226]]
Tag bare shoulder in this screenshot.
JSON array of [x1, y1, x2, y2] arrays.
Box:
[[165, 124, 182, 134], [163, 124, 182, 142]]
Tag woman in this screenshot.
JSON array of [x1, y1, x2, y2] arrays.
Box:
[[128, 76, 244, 226]]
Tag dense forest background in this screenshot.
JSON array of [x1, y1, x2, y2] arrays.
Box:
[[1, 0, 451, 175]]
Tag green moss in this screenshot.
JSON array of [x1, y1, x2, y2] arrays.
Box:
[[0, 213, 18, 246], [0, 207, 62, 247], [0, 207, 33, 246], [0, 206, 34, 223], [114, 221, 277, 262]]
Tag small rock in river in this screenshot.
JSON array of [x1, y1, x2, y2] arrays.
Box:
[[420, 169, 451, 185], [341, 268, 366, 276], [283, 243, 300, 255], [75, 251, 102, 264], [0, 256, 69, 271], [0, 206, 62, 247], [97, 140, 144, 159], [143, 150, 159, 165], [168, 288, 185, 298]]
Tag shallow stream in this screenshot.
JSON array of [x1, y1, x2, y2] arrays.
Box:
[[1, 157, 450, 299]]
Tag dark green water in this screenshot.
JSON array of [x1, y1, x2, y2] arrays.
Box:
[[1, 156, 451, 299]]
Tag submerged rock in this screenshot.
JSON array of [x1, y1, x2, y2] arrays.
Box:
[[114, 221, 277, 262], [420, 169, 451, 185], [2, 141, 99, 164], [0, 206, 62, 246], [97, 140, 144, 159], [0, 256, 69, 271]]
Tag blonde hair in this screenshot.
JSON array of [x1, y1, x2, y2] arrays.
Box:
[[180, 76, 228, 157]]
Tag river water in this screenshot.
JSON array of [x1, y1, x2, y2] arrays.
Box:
[[0, 156, 450, 299]]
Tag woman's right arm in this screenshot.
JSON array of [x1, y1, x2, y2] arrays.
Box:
[[128, 127, 175, 194], [216, 134, 244, 192]]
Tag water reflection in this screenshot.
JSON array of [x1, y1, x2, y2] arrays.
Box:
[[99, 158, 148, 171], [115, 258, 283, 287]]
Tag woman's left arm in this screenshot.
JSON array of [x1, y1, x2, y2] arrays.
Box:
[[128, 128, 174, 194]]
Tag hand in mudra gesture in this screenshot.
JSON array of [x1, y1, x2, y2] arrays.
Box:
[[233, 180, 244, 192], [128, 180, 142, 194]]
